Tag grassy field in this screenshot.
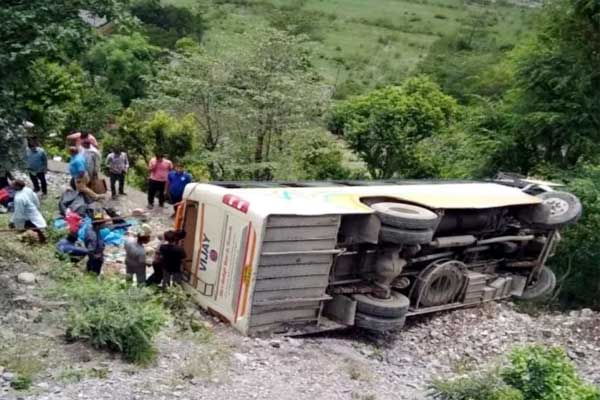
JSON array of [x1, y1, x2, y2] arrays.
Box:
[[165, 0, 532, 95]]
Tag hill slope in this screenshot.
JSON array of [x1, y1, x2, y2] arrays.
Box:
[[166, 0, 532, 95]]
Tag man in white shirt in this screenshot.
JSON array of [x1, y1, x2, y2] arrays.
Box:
[[9, 180, 47, 243]]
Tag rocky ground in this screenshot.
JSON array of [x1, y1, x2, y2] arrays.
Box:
[[0, 169, 599, 400]]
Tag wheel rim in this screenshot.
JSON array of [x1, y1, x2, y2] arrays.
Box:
[[543, 198, 569, 217]]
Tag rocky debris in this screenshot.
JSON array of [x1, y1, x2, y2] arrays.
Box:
[[16, 272, 36, 285]]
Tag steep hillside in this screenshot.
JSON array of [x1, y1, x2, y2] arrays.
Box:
[[166, 0, 533, 95]]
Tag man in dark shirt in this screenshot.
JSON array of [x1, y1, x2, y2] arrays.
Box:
[[160, 230, 186, 287]]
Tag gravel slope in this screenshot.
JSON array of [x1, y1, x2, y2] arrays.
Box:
[[0, 170, 598, 400]]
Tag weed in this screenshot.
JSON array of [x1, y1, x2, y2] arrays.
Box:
[[10, 374, 33, 391], [346, 360, 372, 382], [59, 367, 85, 384]]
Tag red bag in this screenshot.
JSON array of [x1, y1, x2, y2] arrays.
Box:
[[65, 209, 82, 234], [0, 189, 10, 205]]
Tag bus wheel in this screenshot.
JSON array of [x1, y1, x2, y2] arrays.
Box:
[[352, 292, 410, 318], [354, 312, 406, 332], [380, 225, 434, 245], [514, 267, 556, 301], [371, 202, 439, 230]]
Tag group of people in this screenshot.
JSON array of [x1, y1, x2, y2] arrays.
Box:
[[2, 126, 194, 288], [147, 153, 192, 216], [66, 130, 126, 201]]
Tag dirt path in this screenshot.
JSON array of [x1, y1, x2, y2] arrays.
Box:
[[1, 168, 599, 400]]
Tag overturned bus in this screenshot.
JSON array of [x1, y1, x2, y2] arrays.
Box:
[[173, 179, 581, 335]]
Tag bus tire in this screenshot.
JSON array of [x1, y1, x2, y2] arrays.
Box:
[[354, 312, 406, 332], [371, 202, 439, 230], [514, 267, 556, 301], [380, 225, 434, 245], [537, 192, 582, 227], [352, 292, 410, 318]]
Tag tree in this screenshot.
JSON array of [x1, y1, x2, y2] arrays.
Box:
[[84, 33, 160, 106], [328, 76, 458, 179], [0, 0, 128, 161], [0, 118, 26, 173], [143, 40, 230, 153], [507, 0, 600, 169], [143, 28, 328, 180], [130, 0, 205, 48], [19, 59, 121, 142], [227, 28, 328, 179]]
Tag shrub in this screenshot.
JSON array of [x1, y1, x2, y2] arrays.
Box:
[[10, 374, 33, 391], [429, 371, 523, 400], [428, 345, 600, 400], [502, 346, 600, 400], [62, 276, 167, 365]]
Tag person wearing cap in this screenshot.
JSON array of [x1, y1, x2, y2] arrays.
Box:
[[9, 179, 47, 243], [26, 138, 48, 196], [84, 211, 107, 275], [68, 146, 103, 201], [125, 224, 151, 285]]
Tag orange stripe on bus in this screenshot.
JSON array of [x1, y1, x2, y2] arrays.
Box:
[[193, 204, 205, 288], [239, 228, 256, 317], [235, 223, 253, 322]]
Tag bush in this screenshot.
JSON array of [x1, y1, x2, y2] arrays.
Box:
[[429, 371, 523, 400], [62, 276, 167, 365], [428, 345, 600, 400], [10, 374, 33, 391], [502, 346, 600, 400]]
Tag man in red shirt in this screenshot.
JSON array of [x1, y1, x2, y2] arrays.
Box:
[[147, 152, 173, 209]]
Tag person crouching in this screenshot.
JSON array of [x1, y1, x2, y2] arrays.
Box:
[[84, 211, 107, 275], [9, 179, 47, 243], [125, 224, 152, 285], [159, 230, 186, 287]]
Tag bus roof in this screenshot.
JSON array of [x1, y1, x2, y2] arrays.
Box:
[[183, 182, 541, 217]]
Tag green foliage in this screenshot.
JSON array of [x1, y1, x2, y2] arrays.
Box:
[[61, 276, 167, 364], [534, 165, 600, 309], [267, 1, 323, 40], [142, 111, 195, 160], [20, 59, 121, 145], [131, 0, 205, 48], [10, 374, 33, 391], [418, 33, 512, 103], [84, 33, 160, 106], [144, 27, 327, 181], [288, 130, 354, 180], [502, 346, 600, 400], [507, 0, 600, 169], [329, 76, 458, 179], [429, 345, 600, 400], [0, 0, 129, 159], [429, 371, 523, 400], [0, 118, 27, 173]]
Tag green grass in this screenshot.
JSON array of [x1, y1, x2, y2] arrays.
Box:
[[165, 0, 532, 95]]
